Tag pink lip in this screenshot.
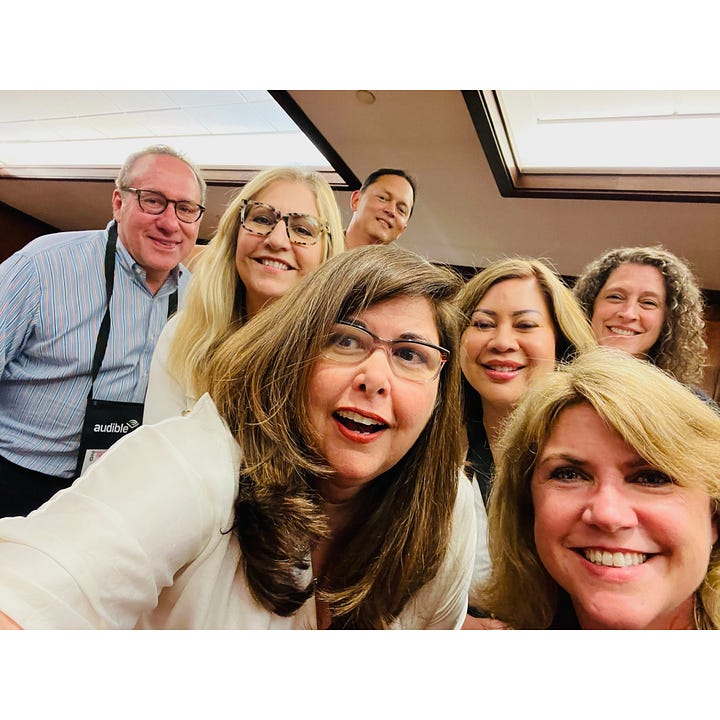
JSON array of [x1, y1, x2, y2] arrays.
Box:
[[150, 236, 180, 249], [481, 360, 524, 381]]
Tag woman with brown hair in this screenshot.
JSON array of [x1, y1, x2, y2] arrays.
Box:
[[573, 245, 707, 387], [0, 246, 475, 630]]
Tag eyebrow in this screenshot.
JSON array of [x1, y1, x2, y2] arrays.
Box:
[[376, 187, 410, 208], [536, 451, 649, 470], [344, 319, 435, 344], [472, 308, 543, 317], [603, 284, 664, 299], [535, 452, 586, 467], [397, 332, 434, 343], [144, 188, 200, 204]]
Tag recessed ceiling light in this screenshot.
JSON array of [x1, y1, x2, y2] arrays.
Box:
[[355, 90, 376, 105]]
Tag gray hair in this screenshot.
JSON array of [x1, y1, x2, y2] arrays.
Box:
[[115, 144, 207, 204]]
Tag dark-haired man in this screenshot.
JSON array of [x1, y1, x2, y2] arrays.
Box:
[[345, 168, 416, 249]]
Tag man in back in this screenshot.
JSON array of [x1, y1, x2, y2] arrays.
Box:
[[344, 168, 416, 249], [0, 144, 205, 516]]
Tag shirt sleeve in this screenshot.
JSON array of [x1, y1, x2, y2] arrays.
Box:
[[0, 396, 237, 629], [0, 253, 40, 373]]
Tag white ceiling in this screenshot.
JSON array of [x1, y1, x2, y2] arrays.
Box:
[[2, 90, 720, 291]]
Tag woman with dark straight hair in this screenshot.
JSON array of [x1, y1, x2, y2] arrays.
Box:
[[455, 257, 595, 614]]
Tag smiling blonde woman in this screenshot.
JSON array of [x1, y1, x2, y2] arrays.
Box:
[[475, 347, 720, 630]]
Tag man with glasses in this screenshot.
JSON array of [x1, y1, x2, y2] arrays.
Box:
[[344, 168, 416, 249], [0, 145, 205, 516]]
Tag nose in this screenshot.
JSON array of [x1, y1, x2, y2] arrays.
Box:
[[581, 481, 638, 532], [487, 324, 519, 353], [352, 346, 392, 396], [155, 203, 181, 232], [616, 300, 639, 321], [263, 218, 291, 250]]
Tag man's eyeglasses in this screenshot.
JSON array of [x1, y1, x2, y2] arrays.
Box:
[[240, 199, 329, 247], [124, 187, 205, 223], [322, 321, 449, 383]]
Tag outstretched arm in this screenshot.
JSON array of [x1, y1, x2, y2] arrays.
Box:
[[0, 610, 21, 629]]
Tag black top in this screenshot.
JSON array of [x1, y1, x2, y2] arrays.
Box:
[[548, 592, 581, 629], [466, 416, 494, 506]]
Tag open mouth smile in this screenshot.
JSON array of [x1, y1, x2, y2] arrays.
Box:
[[482, 363, 524, 372], [333, 409, 389, 435], [607, 326, 639, 336], [579, 548, 650, 567], [253, 257, 294, 271]]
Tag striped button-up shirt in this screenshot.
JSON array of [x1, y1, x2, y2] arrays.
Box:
[[0, 222, 189, 478]]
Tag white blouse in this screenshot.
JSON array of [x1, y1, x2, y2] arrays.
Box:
[[0, 394, 477, 629], [143, 314, 196, 425]]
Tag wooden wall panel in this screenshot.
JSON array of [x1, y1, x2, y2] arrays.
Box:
[[0, 201, 58, 263], [703, 316, 720, 401]]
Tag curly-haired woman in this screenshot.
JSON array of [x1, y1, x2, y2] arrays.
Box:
[[573, 245, 708, 388]]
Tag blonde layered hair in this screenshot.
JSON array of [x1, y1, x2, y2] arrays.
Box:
[[455, 257, 596, 421], [205, 245, 465, 629], [168, 167, 345, 398], [479, 347, 720, 629]]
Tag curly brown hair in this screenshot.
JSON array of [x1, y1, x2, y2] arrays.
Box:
[[573, 246, 707, 386]]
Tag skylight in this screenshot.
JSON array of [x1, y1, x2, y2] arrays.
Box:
[[464, 90, 720, 201], [498, 90, 720, 173], [0, 90, 335, 182]]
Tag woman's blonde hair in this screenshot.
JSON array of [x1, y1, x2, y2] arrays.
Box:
[[168, 167, 345, 397], [206, 245, 465, 629], [478, 347, 720, 629], [573, 245, 707, 386], [455, 257, 596, 421]]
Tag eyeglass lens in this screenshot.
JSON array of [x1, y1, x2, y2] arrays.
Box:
[[323, 323, 445, 382], [133, 189, 203, 223], [243, 201, 322, 245]]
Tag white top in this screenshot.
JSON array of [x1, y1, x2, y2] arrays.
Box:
[[143, 314, 196, 424], [0, 394, 477, 629], [468, 479, 492, 607]]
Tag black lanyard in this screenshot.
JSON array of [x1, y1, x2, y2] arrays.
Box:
[[74, 223, 179, 479], [86, 221, 178, 399]]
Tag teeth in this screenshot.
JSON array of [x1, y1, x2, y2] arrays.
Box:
[[609, 327, 636, 336], [487, 365, 519, 372], [336, 410, 382, 426], [584, 549, 647, 567], [259, 259, 290, 270]]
